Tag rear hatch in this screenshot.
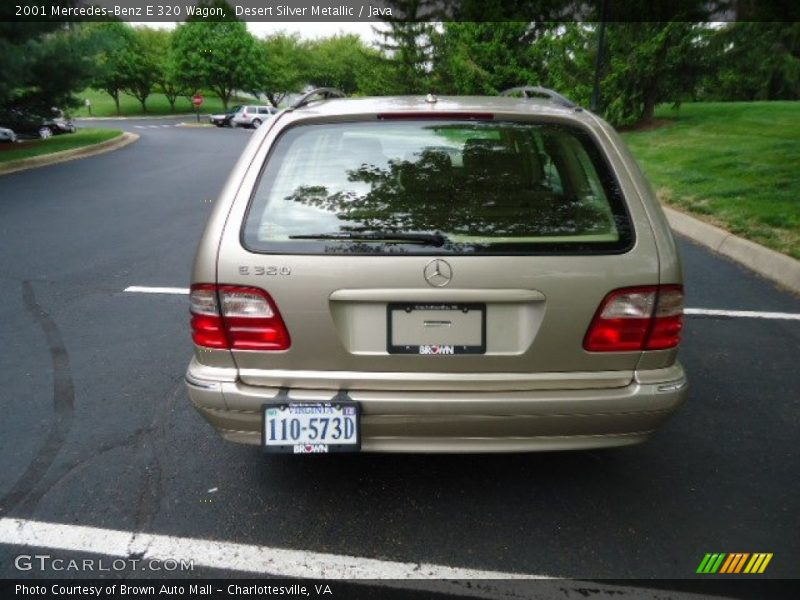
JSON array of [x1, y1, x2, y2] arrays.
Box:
[[216, 117, 659, 391]]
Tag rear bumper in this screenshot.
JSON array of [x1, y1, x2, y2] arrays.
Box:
[[185, 359, 688, 452]]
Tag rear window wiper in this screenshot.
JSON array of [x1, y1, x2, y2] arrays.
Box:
[[289, 231, 448, 246]]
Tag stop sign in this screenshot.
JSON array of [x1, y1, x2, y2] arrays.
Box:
[[191, 94, 204, 107]]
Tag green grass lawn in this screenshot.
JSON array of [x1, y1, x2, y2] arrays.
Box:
[[623, 101, 800, 260], [70, 88, 253, 117], [0, 128, 122, 164]]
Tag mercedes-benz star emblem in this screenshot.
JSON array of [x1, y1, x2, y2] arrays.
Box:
[[424, 259, 453, 287]]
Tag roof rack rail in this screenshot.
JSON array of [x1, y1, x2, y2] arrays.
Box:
[[289, 87, 346, 110], [499, 86, 577, 109]]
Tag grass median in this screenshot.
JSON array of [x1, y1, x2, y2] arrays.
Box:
[[623, 101, 800, 260], [72, 88, 252, 118], [0, 128, 123, 164]]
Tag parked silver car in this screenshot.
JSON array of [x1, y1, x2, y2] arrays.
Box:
[[209, 105, 242, 127], [186, 88, 688, 453], [230, 105, 278, 128]]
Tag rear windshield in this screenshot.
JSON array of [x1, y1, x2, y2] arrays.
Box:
[[242, 120, 633, 254]]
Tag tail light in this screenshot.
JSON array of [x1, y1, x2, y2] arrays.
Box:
[[584, 285, 683, 352], [190, 284, 228, 348], [190, 284, 290, 351]]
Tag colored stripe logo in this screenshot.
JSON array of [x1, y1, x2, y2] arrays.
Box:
[[697, 553, 773, 574]]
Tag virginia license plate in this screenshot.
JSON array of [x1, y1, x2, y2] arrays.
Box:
[[262, 402, 361, 453]]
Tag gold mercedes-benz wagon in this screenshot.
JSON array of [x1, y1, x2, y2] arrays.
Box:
[[186, 88, 688, 453]]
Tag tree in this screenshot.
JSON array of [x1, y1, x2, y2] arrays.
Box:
[[700, 22, 800, 101], [305, 35, 371, 94], [143, 28, 188, 112], [119, 27, 162, 113], [24, 25, 99, 112], [601, 22, 704, 126], [254, 33, 309, 107], [160, 55, 191, 112], [530, 23, 596, 106], [355, 46, 400, 96], [433, 22, 538, 95], [171, 19, 260, 110], [373, 0, 439, 93], [88, 22, 137, 115], [430, 21, 599, 105], [0, 17, 96, 112]]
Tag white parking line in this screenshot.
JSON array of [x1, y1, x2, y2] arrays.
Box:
[[123, 286, 800, 320], [684, 308, 800, 320], [0, 517, 549, 594], [0, 518, 725, 598], [124, 286, 189, 294]]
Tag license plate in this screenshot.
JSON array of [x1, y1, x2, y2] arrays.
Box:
[[387, 303, 486, 355], [262, 402, 360, 453]]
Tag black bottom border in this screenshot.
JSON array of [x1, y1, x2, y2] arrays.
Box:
[[3, 578, 799, 600]]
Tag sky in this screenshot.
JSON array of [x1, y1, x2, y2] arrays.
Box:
[[132, 21, 383, 44], [250, 21, 380, 42]]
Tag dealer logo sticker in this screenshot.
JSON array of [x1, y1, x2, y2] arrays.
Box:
[[294, 444, 329, 454], [419, 345, 455, 355]]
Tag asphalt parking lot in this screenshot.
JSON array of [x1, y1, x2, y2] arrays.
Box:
[[0, 117, 798, 585]]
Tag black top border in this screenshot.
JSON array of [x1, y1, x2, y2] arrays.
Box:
[[2, 0, 799, 23]]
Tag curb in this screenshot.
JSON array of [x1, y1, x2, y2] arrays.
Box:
[[0, 132, 139, 176], [664, 206, 800, 295], [75, 114, 199, 121]]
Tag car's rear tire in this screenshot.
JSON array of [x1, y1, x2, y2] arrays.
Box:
[[38, 127, 52, 140], [252, 119, 262, 128]]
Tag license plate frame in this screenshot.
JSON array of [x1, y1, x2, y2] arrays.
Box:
[[262, 400, 361, 454], [387, 302, 486, 355]]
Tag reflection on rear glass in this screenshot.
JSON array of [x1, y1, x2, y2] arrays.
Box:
[[244, 121, 632, 254]]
